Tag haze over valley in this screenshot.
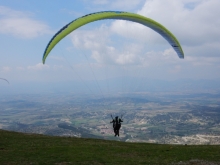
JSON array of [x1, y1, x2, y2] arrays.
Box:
[[1, 89, 220, 145]]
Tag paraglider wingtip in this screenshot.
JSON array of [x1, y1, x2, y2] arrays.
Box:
[[179, 54, 184, 59], [0, 78, 9, 84], [42, 59, 45, 64]]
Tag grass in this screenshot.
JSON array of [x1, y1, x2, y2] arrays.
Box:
[[0, 129, 220, 165]]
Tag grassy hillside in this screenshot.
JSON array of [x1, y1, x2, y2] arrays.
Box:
[[0, 129, 220, 165]]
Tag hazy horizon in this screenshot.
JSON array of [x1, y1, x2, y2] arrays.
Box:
[[1, 0, 220, 96]]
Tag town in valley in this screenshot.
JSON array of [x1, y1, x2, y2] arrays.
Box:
[[1, 91, 220, 145]]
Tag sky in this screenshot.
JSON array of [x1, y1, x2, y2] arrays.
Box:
[[0, 0, 220, 95]]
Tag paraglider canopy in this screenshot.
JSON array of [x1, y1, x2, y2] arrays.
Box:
[[0, 78, 9, 84], [42, 11, 184, 64]]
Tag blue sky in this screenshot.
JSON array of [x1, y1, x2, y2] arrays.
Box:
[[0, 0, 220, 95]]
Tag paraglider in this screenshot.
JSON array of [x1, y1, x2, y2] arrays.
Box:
[[42, 11, 184, 137], [0, 78, 9, 84], [42, 11, 184, 64], [110, 115, 123, 137]]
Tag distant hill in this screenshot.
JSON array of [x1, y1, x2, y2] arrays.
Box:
[[1, 129, 220, 165]]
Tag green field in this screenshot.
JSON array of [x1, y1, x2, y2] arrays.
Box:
[[1, 129, 220, 165]]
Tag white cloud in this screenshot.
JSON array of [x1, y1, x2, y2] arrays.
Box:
[[27, 63, 64, 71], [71, 25, 110, 49], [0, 6, 51, 38], [111, 20, 151, 43], [27, 63, 49, 70], [139, 0, 220, 46], [186, 56, 220, 66], [63, 0, 220, 81], [47, 56, 65, 62], [1, 66, 11, 72], [70, 25, 146, 66], [169, 65, 182, 73], [70, 23, 181, 68], [110, 0, 220, 58]]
